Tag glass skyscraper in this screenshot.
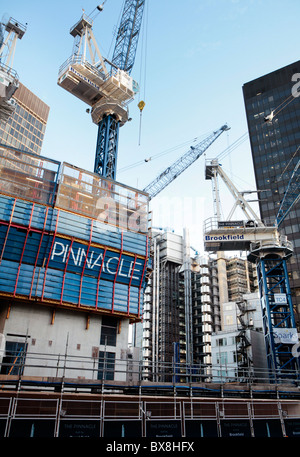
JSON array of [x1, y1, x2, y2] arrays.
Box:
[[0, 82, 49, 154], [243, 60, 300, 321]]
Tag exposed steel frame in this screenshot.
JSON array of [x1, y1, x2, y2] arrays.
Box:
[[0, 198, 17, 266], [111, 231, 124, 313], [41, 210, 60, 301], [13, 204, 35, 297], [78, 220, 94, 307]]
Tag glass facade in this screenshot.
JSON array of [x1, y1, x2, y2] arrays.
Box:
[[0, 82, 49, 154], [243, 61, 300, 320]]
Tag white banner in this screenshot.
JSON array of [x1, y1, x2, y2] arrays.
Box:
[[274, 293, 287, 304], [273, 328, 299, 345]]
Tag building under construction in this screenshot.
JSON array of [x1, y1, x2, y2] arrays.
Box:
[[0, 149, 299, 438], [142, 229, 261, 381], [0, 143, 150, 379], [0, 5, 300, 439]]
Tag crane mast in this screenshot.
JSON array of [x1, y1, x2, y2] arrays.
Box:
[[95, 0, 145, 180], [0, 17, 26, 122], [58, 1, 145, 181]]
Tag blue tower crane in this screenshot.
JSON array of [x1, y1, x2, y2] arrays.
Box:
[[252, 158, 300, 381], [143, 125, 230, 199], [95, 0, 145, 180], [58, 1, 146, 181]]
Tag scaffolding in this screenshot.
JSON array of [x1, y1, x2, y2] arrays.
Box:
[[0, 347, 300, 437]]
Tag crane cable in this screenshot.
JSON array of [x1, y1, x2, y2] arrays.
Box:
[[276, 145, 300, 183], [217, 132, 248, 161], [137, 0, 149, 145], [118, 131, 249, 174], [89, 1, 108, 20], [264, 92, 296, 123], [118, 135, 206, 173]]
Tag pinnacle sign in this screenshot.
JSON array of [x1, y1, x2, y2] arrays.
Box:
[[50, 239, 144, 284]]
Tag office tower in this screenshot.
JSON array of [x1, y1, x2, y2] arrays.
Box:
[[192, 254, 219, 368], [226, 257, 258, 303], [0, 82, 49, 154], [145, 231, 185, 380], [243, 61, 300, 318]]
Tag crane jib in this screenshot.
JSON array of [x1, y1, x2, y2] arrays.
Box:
[[112, 0, 146, 74], [143, 125, 230, 199]]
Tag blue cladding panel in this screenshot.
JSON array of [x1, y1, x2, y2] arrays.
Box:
[[0, 195, 148, 256], [0, 195, 148, 317], [0, 259, 142, 315]]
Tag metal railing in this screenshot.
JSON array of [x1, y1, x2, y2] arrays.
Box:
[[0, 61, 19, 82], [1, 348, 300, 392], [58, 54, 107, 81]]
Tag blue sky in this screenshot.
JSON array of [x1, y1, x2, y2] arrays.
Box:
[[3, 0, 300, 251]]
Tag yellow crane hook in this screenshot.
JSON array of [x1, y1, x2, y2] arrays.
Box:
[[138, 100, 145, 145]]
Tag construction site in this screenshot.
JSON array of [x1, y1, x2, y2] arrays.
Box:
[[0, 1, 300, 440]]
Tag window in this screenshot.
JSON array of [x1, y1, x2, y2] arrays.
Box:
[[100, 317, 118, 346], [216, 352, 228, 365], [225, 315, 234, 326], [216, 338, 227, 347], [98, 351, 115, 380], [224, 304, 233, 311], [0, 341, 27, 375]]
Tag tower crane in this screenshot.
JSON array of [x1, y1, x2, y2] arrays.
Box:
[[143, 124, 230, 199], [141, 124, 229, 370], [204, 159, 300, 382], [57, 1, 145, 181], [0, 17, 26, 122], [142, 127, 298, 380]]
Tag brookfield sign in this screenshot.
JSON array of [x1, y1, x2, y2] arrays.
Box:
[[69, 66, 100, 91], [205, 234, 245, 241]]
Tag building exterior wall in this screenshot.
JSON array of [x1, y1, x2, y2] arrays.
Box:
[[226, 257, 257, 302], [192, 254, 219, 368], [243, 61, 300, 318], [212, 292, 267, 381], [0, 302, 129, 381], [0, 82, 49, 154], [142, 229, 265, 382], [0, 147, 149, 318], [143, 232, 221, 378], [211, 327, 267, 382]]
